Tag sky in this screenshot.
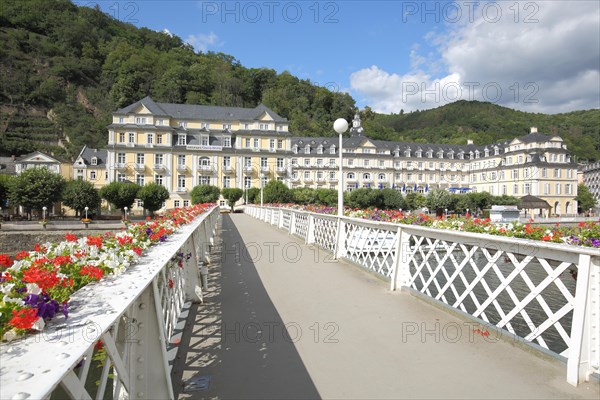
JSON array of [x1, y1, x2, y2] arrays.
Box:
[[81, 0, 600, 114]]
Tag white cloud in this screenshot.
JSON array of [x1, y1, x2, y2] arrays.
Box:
[[350, 1, 600, 114], [185, 32, 222, 52]]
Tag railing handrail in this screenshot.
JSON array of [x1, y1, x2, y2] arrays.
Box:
[[250, 206, 600, 257], [0, 206, 218, 400]]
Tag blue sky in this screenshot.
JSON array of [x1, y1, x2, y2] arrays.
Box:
[[83, 1, 599, 114]]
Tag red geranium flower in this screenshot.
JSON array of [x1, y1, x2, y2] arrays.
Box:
[[9, 308, 38, 330], [0, 254, 13, 268], [65, 233, 78, 242], [80, 265, 103, 280], [22, 266, 60, 291], [15, 251, 30, 260], [168, 279, 174, 288]]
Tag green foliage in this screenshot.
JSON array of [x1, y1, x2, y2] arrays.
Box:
[[246, 187, 260, 204], [137, 183, 170, 215], [0, 175, 15, 209], [262, 180, 291, 204], [62, 179, 101, 216], [404, 193, 427, 211], [9, 168, 66, 214], [190, 184, 220, 204], [291, 187, 318, 205], [345, 188, 383, 209], [381, 188, 406, 210], [98, 181, 141, 213], [316, 189, 337, 206], [426, 189, 454, 211], [576, 184, 597, 212], [221, 188, 243, 211]]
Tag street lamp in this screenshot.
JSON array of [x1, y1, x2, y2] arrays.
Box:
[[84, 206, 89, 220], [466, 208, 469, 218], [124, 206, 128, 220], [445, 208, 448, 218], [42, 206, 47, 220], [334, 118, 349, 217]]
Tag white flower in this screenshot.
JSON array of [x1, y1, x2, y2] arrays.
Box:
[[26, 283, 41, 295], [31, 317, 45, 331]]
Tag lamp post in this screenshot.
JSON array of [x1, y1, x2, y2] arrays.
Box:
[[260, 178, 264, 207], [84, 206, 89, 220], [445, 208, 448, 218], [42, 206, 47, 220], [466, 208, 469, 218], [124, 206, 128, 220], [334, 118, 349, 217]]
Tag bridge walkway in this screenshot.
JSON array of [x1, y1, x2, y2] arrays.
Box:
[[171, 213, 599, 399]]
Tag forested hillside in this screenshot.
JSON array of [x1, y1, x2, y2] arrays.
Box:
[[0, 1, 598, 162], [360, 101, 600, 162], [0, 0, 355, 158]]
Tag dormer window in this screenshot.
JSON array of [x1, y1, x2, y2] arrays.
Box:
[[475, 150, 480, 159], [317, 146, 323, 154], [404, 149, 411, 157], [293, 145, 298, 154], [91, 157, 97, 166], [427, 150, 433, 158], [304, 145, 310, 154], [223, 136, 231, 147], [177, 134, 187, 146], [201, 135, 209, 146], [458, 152, 464, 160], [223, 124, 231, 131], [448, 152, 454, 159], [135, 117, 147, 125], [494, 147, 500, 155], [484, 148, 489, 157], [260, 123, 269, 130], [416, 150, 422, 158], [330, 145, 336, 154], [118, 117, 124, 124], [437, 151, 444, 158]]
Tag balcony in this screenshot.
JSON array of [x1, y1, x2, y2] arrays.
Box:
[[116, 163, 127, 172], [134, 163, 145, 172], [276, 167, 287, 175], [153, 163, 166, 172], [316, 177, 326, 183], [199, 165, 215, 174], [126, 143, 135, 148], [260, 166, 269, 174], [291, 176, 300, 182], [222, 165, 234, 174], [328, 176, 338, 182], [243, 166, 254, 174], [175, 187, 187, 193], [346, 175, 357, 182], [304, 176, 314, 182], [177, 164, 187, 173]]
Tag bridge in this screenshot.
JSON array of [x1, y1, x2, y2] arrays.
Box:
[[1, 206, 598, 399]]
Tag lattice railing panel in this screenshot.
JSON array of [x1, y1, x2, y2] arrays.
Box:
[[282, 210, 291, 230], [294, 213, 309, 239], [405, 232, 579, 355], [313, 216, 338, 252], [344, 222, 398, 278]]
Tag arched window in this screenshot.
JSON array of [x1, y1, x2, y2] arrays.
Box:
[[378, 173, 386, 180], [199, 157, 210, 167], [347, 172, 355, 180], [363, 173, 371, 180]]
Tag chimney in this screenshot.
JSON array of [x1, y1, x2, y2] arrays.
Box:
[[530, 127, 538, 134], [467, 139, 474, 145]]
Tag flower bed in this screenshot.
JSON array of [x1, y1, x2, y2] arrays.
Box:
[[0, 204, 213, 341], [259, 204, 600, 248]]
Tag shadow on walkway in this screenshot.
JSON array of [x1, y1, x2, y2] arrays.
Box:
[[171, 214, 320, 399]]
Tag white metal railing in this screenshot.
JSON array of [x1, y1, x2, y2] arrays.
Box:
[[245, 205, 599, 386], [0, 207, 219, 400]]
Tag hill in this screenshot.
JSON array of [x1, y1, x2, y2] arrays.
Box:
[[0, 0, 355, 158], [358, 101, 599, 161], [0, 1, 598, 162]]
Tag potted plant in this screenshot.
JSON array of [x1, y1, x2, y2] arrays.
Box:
[[81, 217, 91, 228]]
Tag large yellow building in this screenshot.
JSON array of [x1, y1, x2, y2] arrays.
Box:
[[101, 97, 578, 216]]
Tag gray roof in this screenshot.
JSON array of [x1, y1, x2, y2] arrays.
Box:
[[115, 96, 287, 122], [76, 146, 107, 167]]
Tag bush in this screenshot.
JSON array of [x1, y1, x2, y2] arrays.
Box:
[[263, 180, 291, 204], [345, 188, 383, 209], [246, 187, 260, 204], [316, 188, 337, 206], [381, 188, 405, 210], [291, 187, 317, 205], [190, 184, 220, 204]]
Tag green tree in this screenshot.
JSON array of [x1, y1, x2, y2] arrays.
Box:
[[62, 179, 101, 216], [221, 188, 243, 211], [9, 168, 66, 217], [99, 181, 141, 215], [291, 187, 317, 205], [190, 184, 220, 204], [137, 183, 170, 215], [404, 193, 427, 211], [345, 188, 383, 209], [316, 188, 337, 206], [246, 187, 260, 204], [263, 180, 291, 203], [0, 175, 15, 210], [575, 184, 597, 212], [426, 189, 454, 211], [381, 188, 405, 210]]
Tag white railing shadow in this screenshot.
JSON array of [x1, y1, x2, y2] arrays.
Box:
[[245, 205, 599, 387], [0, 207, 219, 400]]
